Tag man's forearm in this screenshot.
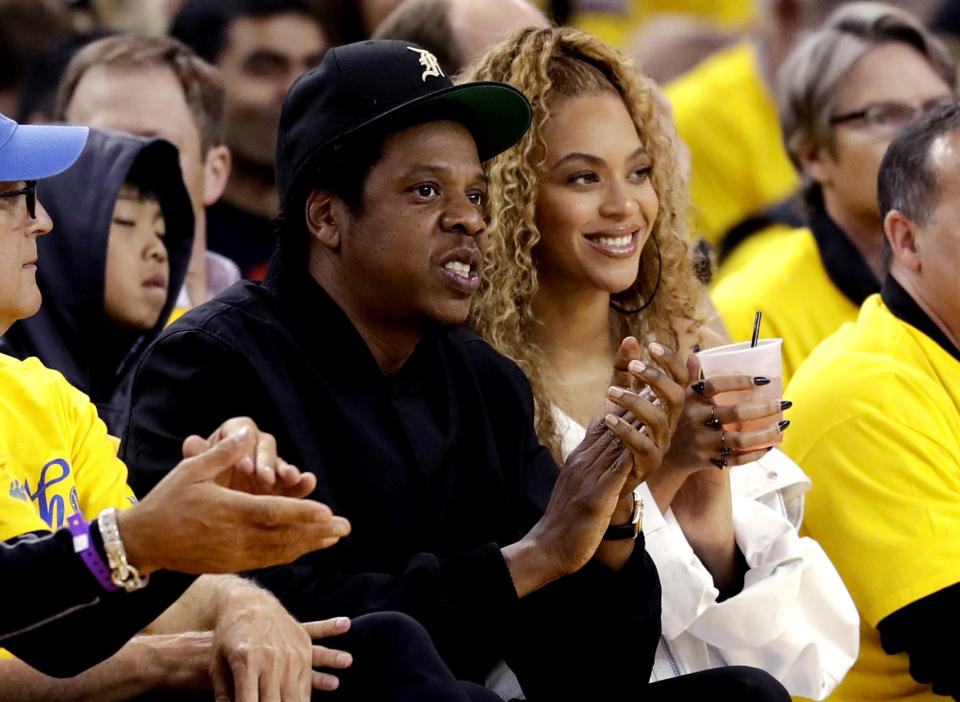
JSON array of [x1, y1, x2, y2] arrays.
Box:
[[0, 632, 212, 702], [144, 573, 252, 634]]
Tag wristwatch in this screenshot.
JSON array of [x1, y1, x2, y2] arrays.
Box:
[[603, 493, 643, 540]]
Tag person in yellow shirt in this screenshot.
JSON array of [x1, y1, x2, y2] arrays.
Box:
[[712, 2, 955, 386], [784, 101, 960, 702]]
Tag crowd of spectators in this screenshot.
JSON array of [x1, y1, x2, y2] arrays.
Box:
[[2, 0, 960, 700]]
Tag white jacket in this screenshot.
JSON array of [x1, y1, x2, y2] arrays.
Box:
[[554, 407, 860, 700]]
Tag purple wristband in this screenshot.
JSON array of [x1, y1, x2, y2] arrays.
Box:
[[67, 513, 119, 592]]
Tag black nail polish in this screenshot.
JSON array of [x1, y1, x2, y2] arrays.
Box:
[[693, 344, 702, 353], [778, 420, 790, 431], [765, 446, 774, 452], [710, 458, 727, 469], [754, 376, 771, 386], [779, 400, 792, 410], [691, 381, 706, 395], [704, 417, 721, 428], [719, 446, 733, 455]]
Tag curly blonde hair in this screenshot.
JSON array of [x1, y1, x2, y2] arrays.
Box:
[[462, 27, 705, 460]]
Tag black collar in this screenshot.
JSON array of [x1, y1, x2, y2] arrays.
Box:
[[881, 276, 960, 364], [260, 243, 435, 384], [808, 195, 881, 306]]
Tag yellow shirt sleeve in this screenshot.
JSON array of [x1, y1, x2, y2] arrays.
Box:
[[789, 370, 960, 626], [61, 380, 137, 520]]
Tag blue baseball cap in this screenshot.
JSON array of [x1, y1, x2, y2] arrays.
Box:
[[0, 113, 88, 182]]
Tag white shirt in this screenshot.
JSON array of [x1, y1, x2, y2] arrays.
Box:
[[552, 406, 860, 700]]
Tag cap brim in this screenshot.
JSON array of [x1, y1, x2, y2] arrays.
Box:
[[340, 82, 531, 162], [0, 123, 89, 182]]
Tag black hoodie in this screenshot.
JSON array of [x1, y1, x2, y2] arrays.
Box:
[[0, 127, 194, 436]]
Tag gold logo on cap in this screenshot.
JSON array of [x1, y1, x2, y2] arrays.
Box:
[[407, 47, 445, 82]]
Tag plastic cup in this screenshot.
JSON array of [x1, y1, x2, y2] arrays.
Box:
[[695, 339, 784, 449]]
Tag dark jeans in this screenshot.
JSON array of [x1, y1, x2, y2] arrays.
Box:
[[644, 666, 792, 702], [326, 611, 500, 701]]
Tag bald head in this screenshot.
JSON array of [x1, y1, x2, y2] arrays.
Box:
[[448, 0, 550, 65], [375, 0, 548, 75]]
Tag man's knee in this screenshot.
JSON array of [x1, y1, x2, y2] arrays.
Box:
[[349, 611, 436, 657]]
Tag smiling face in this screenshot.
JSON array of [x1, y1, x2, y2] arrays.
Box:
[[332, 120, 488, 330], [534, 92, 659, 297], [0, 181, 53, 333], [103, 185, 169, 330]]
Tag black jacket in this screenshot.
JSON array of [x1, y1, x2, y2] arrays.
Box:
[[121, 245, 662, 699], [0, 527, 191, 678], [0, 127, 194, 435]]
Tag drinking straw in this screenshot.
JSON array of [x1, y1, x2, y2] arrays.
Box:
[[750, 311, 762, 348]]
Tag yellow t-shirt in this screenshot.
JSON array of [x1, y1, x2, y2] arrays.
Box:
[[574, 0, 756, 49], [0, 353, 136, 658], [783, 294, 960, 702], [712, 221, 796, 287], [711, 225, 859, 388], [666, 42, 799, 248]]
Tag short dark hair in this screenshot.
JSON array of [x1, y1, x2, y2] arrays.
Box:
[[878, 100, 960, 269], [170, 0, 318, 64], [372, 0, 461, 76], [276, 133, 386, 256], [55, 33, 226, 153], [277, 99, 478, 254]]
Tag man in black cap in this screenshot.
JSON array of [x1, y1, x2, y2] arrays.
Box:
[[122, 40, 686, 699]]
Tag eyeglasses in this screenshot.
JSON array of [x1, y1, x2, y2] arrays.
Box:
[[830, 97, 956, 134], [0, 181, 37, 219]]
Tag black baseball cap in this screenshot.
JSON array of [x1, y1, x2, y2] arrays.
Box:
[[276, 39, 532, 204]]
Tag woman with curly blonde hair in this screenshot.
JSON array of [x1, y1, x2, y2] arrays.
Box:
[[464, 26, 857, 699]]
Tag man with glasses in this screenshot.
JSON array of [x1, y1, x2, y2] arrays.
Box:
[[0, 180, 37, 217], [713, 2, 956, 386]]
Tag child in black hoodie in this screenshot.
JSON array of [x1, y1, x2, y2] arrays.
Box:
[[0, 127, 193, 435]]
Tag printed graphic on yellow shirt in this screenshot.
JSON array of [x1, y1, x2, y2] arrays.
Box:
[[8, 459, 82, 530]]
